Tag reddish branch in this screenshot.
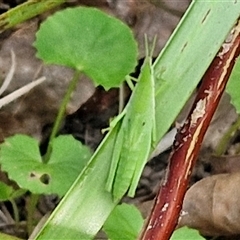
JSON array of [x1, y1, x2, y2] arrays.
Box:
[[140, 22, 240, 240]]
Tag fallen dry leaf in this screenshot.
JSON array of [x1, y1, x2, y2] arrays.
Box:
[[178, 172, 240, 237]]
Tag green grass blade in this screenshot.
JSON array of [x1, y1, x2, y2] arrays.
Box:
[[154, 1, 240, 142], [0, 0, 66, 33], [34, 1, 240, 239], [34, 124, 121, 239], [226, 57, 240, 113]]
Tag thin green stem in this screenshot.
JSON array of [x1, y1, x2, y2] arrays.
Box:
[[9, 199, 19, 226], [118, 84, 124, 114], [26, 194, 39, 236], [44, 70, 81, 163], [215, 115, 240, 156]]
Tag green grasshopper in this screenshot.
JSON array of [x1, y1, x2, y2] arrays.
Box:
[[106, 39, 156, 201]]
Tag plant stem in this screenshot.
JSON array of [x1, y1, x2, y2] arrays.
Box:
[[26, 194, 39, 236], [9, 199, 19, 227], [118, 84, 124, 114], [0, 0, 66, 33], [215, 115, 240, 156], [140, 21, 240, 240], [44, 70, 81, 163]]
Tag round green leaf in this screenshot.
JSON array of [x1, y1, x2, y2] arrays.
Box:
[[103, 203, 143, 240], [0, 232, 22, 240], [0, 182, 26, 201], [171, 227, 204, 240], [0, 135, 92, 196], [0, 182, 14, 201], [34, 7, 138, 89]]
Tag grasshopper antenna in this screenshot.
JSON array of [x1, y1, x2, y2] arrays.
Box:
[[144, 34, 157, 58]]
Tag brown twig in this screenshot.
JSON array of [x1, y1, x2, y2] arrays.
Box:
[[140, 21, 240, 240]]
